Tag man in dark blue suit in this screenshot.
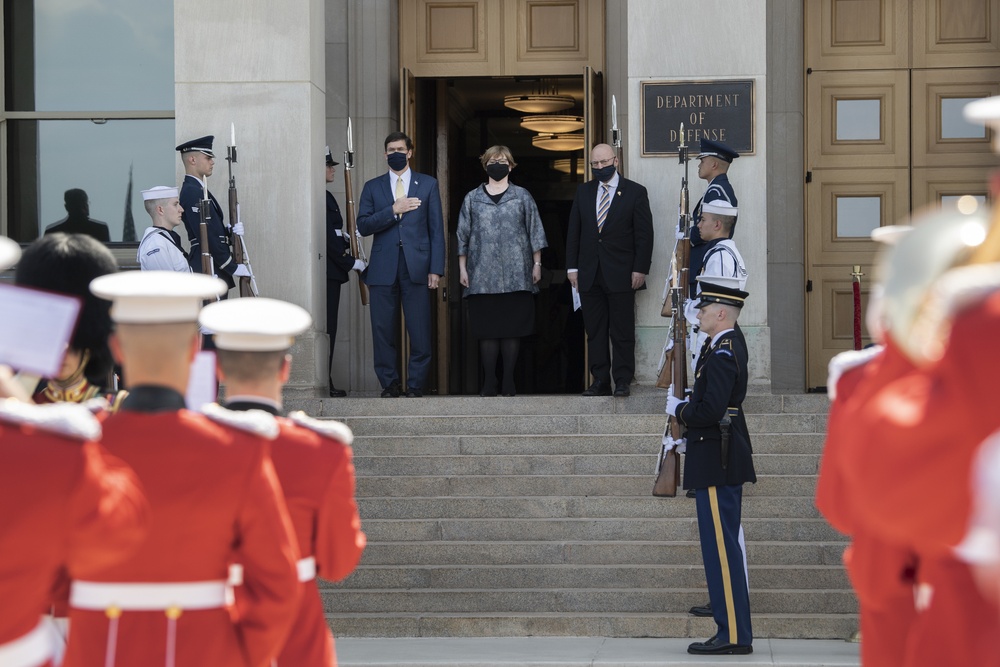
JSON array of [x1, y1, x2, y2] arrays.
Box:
[[356, 131, 445, 397], [176, 135, 249, 294], [565, 143, 654, 397]]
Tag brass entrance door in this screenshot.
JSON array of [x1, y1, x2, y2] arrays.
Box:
[[804, 0, 999, 388]]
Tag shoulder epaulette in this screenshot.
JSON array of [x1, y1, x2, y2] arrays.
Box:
[[0, 399, 101, 442], [827, 345, 884, 400], [287, 411, 354, 445], [909, 263, 1000, 363], [201, 402, 279, 440]]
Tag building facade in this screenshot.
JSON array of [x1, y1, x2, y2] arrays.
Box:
[[2, 0, 996, 393]]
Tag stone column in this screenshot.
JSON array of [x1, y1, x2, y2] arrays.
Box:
[[627, 0, 772, 389], [175, 0, 327, 392]]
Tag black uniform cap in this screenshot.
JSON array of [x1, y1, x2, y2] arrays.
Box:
[[697, 138, 740, 163], [175, 135, 215, 158], [325, 146, 340, 167], [696, 281, 749, 309]]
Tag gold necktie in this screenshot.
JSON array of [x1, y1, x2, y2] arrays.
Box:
[[395, 176, 405, 200]]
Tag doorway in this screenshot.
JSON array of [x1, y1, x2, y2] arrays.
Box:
[[409, 75, 591, 395]]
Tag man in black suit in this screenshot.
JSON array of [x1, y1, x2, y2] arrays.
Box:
[[325, 146, 366, 397], [667, 280, 756, 655], [44, 189, 111, 242], [565, 143, 654, 397], [176, 135, 250, 293]]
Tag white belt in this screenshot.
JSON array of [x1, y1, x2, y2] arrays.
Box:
[[70, 580, 229, 612], [297, 556, 317, 582], [0, 619, 53, 667]]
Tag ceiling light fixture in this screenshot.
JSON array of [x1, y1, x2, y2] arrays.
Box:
[[551, 158, 584, 175], [532, 133, 585, 152], [520, 115, 585, 133], [504, 94, 575, 114]]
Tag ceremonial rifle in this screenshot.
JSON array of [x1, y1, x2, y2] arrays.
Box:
[[343, 117, 369, 306], [610, 94, 623, 175], [652, 122, 692, 498], [227, 123, 258, 297], [199, 177, 214, 278]]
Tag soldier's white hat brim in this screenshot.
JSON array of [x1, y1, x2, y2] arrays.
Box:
[[142, 186, 179, 201], [0, 236, 21, 272], [871, 225, 913, 245], [964, 95, 1000, 124], [90, 271, 227, 323], [701, 201, 738, 217], [200, 297, 312, 351], [696, 274, 743, 290]]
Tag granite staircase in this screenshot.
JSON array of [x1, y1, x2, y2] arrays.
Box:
[[285, 389, 853, 639]]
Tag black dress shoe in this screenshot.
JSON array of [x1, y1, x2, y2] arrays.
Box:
[[687, 635, 752, 655], [613, 384, 630, 397], [688, 602, 712, 617], [582, 380, 612, 397], [328, 385, 347, 398], [686, 488, 697, 499], [380, 381, 401, 398], [404, 388, 423, 398]]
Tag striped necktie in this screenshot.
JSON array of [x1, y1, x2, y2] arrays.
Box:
[[597, 183, 610, 232]]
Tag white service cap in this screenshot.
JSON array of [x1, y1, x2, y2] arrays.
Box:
[[695, 274, 743, 290], [142, 185, 179, 201], [701, 201, 738, 217], [90, 271, 227, 324], [0, 236, 21, 272], [199, 297, 313, 351]]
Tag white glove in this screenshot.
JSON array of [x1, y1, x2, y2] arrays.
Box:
[[676, 226, 685, 240], [666, 394, 683, 416], [352, 259, 367, 272], [231, 222, 245, 236], [683, 298, 700, 326], [233, 264, 251, 277], [661, 434, 687, 454]]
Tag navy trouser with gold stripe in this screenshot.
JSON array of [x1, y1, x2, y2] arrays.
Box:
[[695, 484, 752, 645]]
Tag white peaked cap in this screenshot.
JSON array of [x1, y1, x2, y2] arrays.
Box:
[[90, 271, 227, 323], [0, 236, 21, 272], [871, 225, 913, 245], [142, 185, 179, 201], [199, 297, 313, 351], [701, 201, 738, 217], [696, 274, 743, 290], [965, 95, 1000, 123]]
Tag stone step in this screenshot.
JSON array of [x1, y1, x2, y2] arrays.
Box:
[[357, 474, 819, 498], [361, 517, 842, 543], [350, 433, 828, 456], [325, 612, 857, 640], [341, 413, 826, 437], [353, 453, 819, 477], [287, 392, 832, 419], [318, 588, 858, 615], [358, 541, 848, 567], [334, 564, 849, 590], [356, 495, 821, 519]]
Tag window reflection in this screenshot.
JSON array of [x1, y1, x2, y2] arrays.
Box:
[[836, 195, 882, 238], [7, 119, 176, 243], [5, 0, 174, 112], [835, 99, 881, 142], [941, 98, 987, 140]]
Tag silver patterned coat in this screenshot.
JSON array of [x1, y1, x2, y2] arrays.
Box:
[[457, 183, 548, 296]]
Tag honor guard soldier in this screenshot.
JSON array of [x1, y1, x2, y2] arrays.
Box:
[[176, 135, 249, 291], [137, 186, 191, 272], [64, 271, 301, 667], [689, 139, 739, 298], [201, 297, 366, 666], [0, 237, 148, 667], [667, 280, 755, 655]]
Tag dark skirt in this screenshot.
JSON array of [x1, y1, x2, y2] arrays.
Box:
[[467, 291, 535, 339]]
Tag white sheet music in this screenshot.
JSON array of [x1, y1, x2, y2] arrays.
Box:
[[0, 284, 81, 377]]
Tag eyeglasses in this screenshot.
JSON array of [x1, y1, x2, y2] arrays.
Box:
[[486, 159, 509, 165], [590, 157, 615, 168]]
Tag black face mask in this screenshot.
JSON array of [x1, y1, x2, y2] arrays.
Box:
[[485, 163, 510, 182], [387, 151, 408, 171], [593, 164, 616, 182]]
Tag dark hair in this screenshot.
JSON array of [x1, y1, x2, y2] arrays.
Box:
[[15, 233, 117, 384], [384, 131, 413, 152]]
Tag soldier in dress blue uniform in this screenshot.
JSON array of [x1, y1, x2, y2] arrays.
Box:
[[689, 139, 739, 299], [176, 135, 249, 294], [667, 280, 756, 655], [326, 146, 366, 397]]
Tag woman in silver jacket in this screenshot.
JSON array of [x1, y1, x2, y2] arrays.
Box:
[[457, 145, 548, 396]]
